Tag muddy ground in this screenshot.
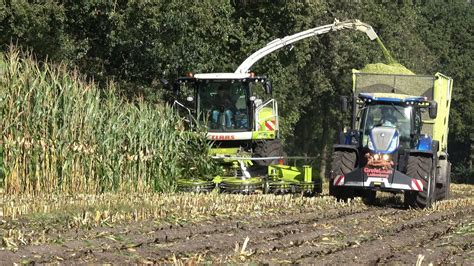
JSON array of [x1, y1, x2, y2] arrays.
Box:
[[1, 185, 473, 264]]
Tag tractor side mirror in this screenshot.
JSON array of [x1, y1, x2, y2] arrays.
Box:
[[429, 101, 438, 119], [340, 96, 349, 113], [265, 80, 273, 95]]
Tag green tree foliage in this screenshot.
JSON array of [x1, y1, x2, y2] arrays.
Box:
[[416, 1, 473, 171], [0, 1, 72, 61], [1, 0, 472, 176]]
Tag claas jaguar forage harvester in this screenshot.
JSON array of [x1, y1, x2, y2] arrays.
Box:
[[169, 19, 380, 194]]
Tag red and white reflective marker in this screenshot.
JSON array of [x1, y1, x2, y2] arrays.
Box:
[[411, 179, 424, 192], [265, 120, 276, 131], [334, 175, 345, 186]]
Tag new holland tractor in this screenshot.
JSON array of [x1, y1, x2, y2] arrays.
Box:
[[330, 69, 453, 208], [171, 19, 379, 194]]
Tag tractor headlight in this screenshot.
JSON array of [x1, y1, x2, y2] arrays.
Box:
[[368, 138, 374, 151], [373, 154, 380, 160], [382, 154, 390, 161]]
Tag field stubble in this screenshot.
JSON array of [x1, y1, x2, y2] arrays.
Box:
[[0, 184, 473, 264]]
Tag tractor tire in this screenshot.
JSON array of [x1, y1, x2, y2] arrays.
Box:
[[362, 190, 377, 205], [328, 150, 356, 201], [253, 140, 285, 167], [435, 159, 451, 201], [404, 155, 435, 209]]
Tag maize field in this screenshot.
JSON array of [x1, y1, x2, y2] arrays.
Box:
[[1, 48, 473, 264], [0, 47, 215, 195]]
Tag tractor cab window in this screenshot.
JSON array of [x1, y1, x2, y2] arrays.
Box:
[[361, 103, 413, 148], [197, 81, 250, 131]]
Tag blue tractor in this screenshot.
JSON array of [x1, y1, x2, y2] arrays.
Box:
[[329, 71, 453, 208]]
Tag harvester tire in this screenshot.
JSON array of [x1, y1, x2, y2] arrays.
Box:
[[404, 155, 435, 209], [329, 150, 356, 201], [253, 140, 285, 166], [435, 159, 451, 201]]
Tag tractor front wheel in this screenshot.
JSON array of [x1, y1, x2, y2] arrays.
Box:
[[404, 155, 435, 208], [362, 190, 377, 205], [329, 150, 356, 201]]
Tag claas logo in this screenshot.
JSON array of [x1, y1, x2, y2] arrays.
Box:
[[211, 135, 236, 140]]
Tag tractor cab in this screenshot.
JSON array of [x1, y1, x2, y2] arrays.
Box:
[[172, 73, 278, 141], [357, 93, 432, 153], [351, 93, 438, 165]]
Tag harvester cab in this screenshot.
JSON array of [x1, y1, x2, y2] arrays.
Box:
[[172, 72, 278, 143], [331, 71, 453, 208]]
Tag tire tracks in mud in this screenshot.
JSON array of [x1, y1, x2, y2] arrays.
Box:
[[289, 206, 474, 264], [372, 216, 474, 265], [1, 204, 372, 263], [128, 203, 471, 264], [136, 205, 399, 260], [64, 204, 402, 262], [2, 196, 473, 264]]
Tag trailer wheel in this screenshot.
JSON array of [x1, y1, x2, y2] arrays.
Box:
[[329, 150, 356, 201], [435, 160, 451, 201], [404, 155, 435, 208], [253, 140, 285, 166]]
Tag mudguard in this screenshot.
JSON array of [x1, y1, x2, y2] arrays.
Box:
[[333, 144, 359, 154], [333, 167, 424, 192], [417, 136, 432, 151], [409, 149, 433, 157]]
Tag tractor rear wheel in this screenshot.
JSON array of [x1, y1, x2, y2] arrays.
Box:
[[329, 150, 356, 201], [253, 140, 285, 166], [404, 155, 435, 208]]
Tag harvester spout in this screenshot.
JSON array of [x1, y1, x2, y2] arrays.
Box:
[[235, 19, 379, 74], [332, 19, 378, 41]]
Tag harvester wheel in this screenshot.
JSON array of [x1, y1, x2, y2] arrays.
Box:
[[404, 155, 435, 208], [435, 159, 451, 201], [329, 150, 356, 201], [253, 140, 285, 166]]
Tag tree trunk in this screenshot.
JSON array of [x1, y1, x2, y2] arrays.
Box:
[[470, 133, 474, 170], [319, 108, 330, 180]]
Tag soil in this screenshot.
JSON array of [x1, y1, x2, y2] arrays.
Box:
[[1, 189, 473, 264]]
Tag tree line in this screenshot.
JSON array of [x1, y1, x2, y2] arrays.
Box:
[[1, 0, 472, 180]]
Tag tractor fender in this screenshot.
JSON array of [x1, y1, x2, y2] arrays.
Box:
[[333, 144, 358, 153], [408, 149, 433, 157], [409, 140, 439, 158]]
